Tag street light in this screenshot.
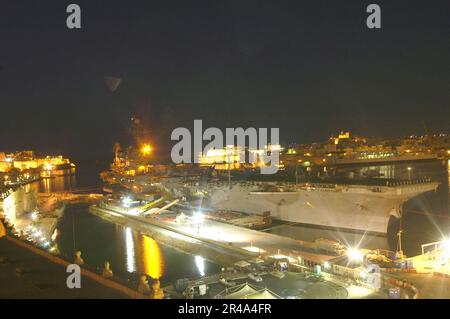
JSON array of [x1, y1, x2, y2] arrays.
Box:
[[141, 144, 152, 156], [347, 247, 363, 262], [193, 212, 204, 235], [122, 196, 132, 208], [407, 167, 412, 181], [443, 239, 450, 255]]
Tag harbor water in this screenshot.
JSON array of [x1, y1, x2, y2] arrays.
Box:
[[28, 159, 450, 285], [56, 205, 221, 286]]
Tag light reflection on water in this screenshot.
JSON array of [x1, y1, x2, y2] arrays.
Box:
[[125, 227, 136, 273], [140, 233, 164, 279], [27, 168, 76, 193], [195, 255, 206, 277], [121, 226, 165, 279], [56, 206, 219, 285]]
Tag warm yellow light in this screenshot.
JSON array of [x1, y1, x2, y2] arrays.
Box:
[[141, 144, 152, 155], [141, 235, 163, 279], [243, 246, 266, 253], [347, 248, 363, 262], [338, 131, 350, 139]]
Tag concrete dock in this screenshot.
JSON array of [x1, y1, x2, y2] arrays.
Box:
[[90, 204, 338, 266]]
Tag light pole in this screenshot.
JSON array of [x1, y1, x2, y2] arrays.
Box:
[[296, 159, 302, 188], [193, 212, 204, 236], [397, 207, 404, 258], [407, 167, 412, 181]]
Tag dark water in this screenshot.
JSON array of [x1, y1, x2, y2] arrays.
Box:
[[31, 159, 449, 282], [56, 206, 221, 286], [390, 160, 449, 254]]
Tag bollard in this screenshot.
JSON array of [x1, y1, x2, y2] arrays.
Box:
[[74, 250, 85, 265], [150, 279, 164, 299], [138, 275, 151, 295], [102, 260, 113, 278]]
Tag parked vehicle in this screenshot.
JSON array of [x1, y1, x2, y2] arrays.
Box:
[[248, 273, 263, 282]]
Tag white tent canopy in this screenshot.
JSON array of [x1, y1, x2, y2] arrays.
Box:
[[245, 290, 280, 299], [215, 283, 281, 299]]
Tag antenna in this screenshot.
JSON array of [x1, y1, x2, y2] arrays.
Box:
[[396, 207, 404, 258]]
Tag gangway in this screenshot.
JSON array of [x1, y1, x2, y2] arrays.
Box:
[[140, 197, 165, 213], [142, 198, 180, 216]]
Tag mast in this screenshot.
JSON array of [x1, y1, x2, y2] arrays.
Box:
[[397, 207, 404, 257]]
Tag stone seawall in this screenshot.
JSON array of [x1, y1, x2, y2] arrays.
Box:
[[2, 187, 36, 222]]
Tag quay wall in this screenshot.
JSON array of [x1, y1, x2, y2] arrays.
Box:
[[5, 236, 149, 299], [2, 187, 36, 222], [89, 205, 251, 266]]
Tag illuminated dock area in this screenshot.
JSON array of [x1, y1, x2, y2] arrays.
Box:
[[88, 202, 389, 298], [90, 202, 341, 266]]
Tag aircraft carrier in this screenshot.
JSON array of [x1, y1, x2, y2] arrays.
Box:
[[153, 176, 438, 234]]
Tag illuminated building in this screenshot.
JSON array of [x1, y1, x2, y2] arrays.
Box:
[[199, 145, 283, 170], [199, 146, 241, 170]]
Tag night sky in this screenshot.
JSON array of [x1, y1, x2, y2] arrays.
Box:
[[0, 0, 449, 161]]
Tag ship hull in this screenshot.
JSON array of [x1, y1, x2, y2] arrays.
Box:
[[205, 182, 439, 234], [107, 170, 440, 234]]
